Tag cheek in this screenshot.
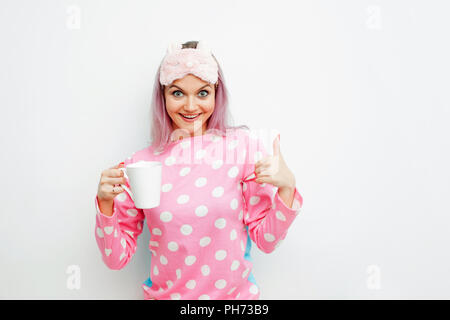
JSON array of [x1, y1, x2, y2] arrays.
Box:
[[165, 98, 181, 114], [202, 96, 215, 114]]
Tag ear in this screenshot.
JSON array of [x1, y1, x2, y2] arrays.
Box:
[[196, 40, 212, 55], [167, 42, 181, 54]]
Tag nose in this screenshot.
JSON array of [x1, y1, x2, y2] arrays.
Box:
[[184, 96, 197, 112]]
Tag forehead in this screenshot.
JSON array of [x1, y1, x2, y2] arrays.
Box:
[[169, 74, 210, 89]]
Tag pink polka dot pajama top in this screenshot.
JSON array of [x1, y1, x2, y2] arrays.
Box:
[[94, 128, 303, 300]]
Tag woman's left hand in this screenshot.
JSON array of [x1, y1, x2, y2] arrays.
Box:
[[254, 135, 296, 189]]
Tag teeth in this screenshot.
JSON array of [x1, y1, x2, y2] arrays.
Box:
[[181, 113, 200, 119]]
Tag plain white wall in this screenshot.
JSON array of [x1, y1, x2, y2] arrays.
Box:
[[1, 0, 449, 299]]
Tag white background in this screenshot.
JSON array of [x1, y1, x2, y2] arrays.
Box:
[[1, 0, 449, 299]]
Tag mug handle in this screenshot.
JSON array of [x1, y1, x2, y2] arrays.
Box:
[[119, 167, 134, 202]]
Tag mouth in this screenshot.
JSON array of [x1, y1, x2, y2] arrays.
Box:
[[179, 113, 202, 121]]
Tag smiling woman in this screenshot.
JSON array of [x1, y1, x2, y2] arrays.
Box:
[[164, 75, 216, 133], [150, 41, 248, 152], [94, 40, 303, 301]]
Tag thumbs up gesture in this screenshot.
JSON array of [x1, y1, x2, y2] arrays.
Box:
[[254, 134, 296, 189]]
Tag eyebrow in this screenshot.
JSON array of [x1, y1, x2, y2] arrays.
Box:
[[168, 84, 212, 91]]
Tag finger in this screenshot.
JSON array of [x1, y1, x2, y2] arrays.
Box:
[[273, 134, 280, 156], [255, 167, 271, 177], [107, 166, 125, 178], [103, 176, 127, 185], [255, 176, 269, 184], [254, 163, 269, 175], [111, 184, 124, 193]]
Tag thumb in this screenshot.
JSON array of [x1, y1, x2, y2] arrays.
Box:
[[273, 134, 280, 156]]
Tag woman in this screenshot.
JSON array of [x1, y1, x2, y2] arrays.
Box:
[[94, 40, 303, 300]]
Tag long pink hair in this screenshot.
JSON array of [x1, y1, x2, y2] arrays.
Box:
[[149, 41, 249, 152]]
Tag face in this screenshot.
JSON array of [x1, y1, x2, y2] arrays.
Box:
[[164, 74, 216, 137]]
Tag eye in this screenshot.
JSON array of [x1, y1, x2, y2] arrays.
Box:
[[198, 90, 209, 97], [172, 90, 183, 97]]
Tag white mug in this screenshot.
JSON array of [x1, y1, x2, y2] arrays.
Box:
[[119, 161, 162, 209]]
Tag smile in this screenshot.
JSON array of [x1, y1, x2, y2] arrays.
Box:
[[180, 113, 201, 120]]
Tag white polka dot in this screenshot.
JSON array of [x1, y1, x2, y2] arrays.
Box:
[[168, 241, 179, 251], [276, 210, 286, 221], [160, 255, 168, 265], [242, 268, 250, 278], [160, 211, 172, 222], [240, 240, 245, 251], [177, 194, 190, 204], [180, 140, 191, 149], [228, 139, 239, 150], [215, 279, 227, 289], [214, 218, 226, 229], [176, 269, 181, 279], [186, 280, 196, 290], [180, 224, 193, 235], [195, 177, 207, 187], [201, 265, 210, 276], [195, 205, 208, 217], [96, 227, 104, 238], [149, 240, 159, 247], [212, 186, 224, 198], [230, 229, 237, 240], [215, 250, 227, 261], [212, 159, 223, 169], [228, 166, 239, 178], [104, 248, 112, 256], [238, 210, 243, 221], [231, 260, 240, 271], [264, 233, 276, 242], [242, 182, 247, 192], [116, 192, 126, 202], [165, 156, 176, 166], [230, 198, 238, 210], [185, 255, 196, 266], [249, 196, 260, 205], [127, 209, 138, 217], [199, 236, 211, 247], [166, 280, 173, 289], [211, 134, 223, 142], [195, 149, 207, 159], [179, 167, 191, 176], [161, 183, 172, 192], [104, 226, 113, 235], [249, 284, 259, 294], [153, 265, 159, 275], [170, 293, 181, 300], [198, 294, 210, 300], [152, 228, 162, 236], [120, 238, 126, 248]]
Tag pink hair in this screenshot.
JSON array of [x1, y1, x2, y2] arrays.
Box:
[[149, 53, 249, 152]]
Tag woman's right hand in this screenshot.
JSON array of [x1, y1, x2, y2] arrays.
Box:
[[97, 162, 127, 202]]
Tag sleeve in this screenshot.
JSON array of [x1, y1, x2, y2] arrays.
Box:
[[94, 156, 145, 270], [241, 132, 303, 254]]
